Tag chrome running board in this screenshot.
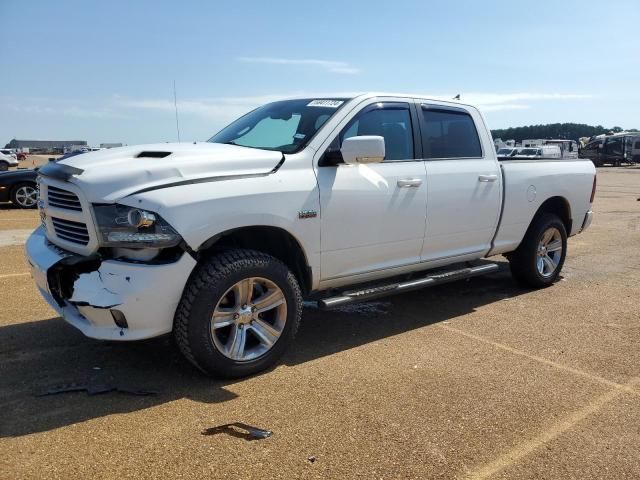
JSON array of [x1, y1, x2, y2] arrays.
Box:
[[318, 263, 500, 310]]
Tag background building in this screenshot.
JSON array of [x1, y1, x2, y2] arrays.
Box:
[[4, 139, 87, 154]]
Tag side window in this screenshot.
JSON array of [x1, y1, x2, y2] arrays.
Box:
[[421, 108, 482, 159], [634, 141, 640, 150], [605, 138, 622, 156], [342, 107, 414, 161]]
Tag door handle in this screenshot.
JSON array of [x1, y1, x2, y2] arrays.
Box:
[[397, 178, 423, 188], [478, 174, 498, 182]]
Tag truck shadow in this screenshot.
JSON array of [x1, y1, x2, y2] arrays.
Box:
[[0, 263, 530, 438]]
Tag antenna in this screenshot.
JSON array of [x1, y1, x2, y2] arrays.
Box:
[[173, 80, 181, 143]]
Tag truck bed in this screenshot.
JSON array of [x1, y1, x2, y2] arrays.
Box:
[[490, 159, 595, 255]]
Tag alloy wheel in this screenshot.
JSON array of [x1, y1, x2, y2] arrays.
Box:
[[15, 185, 38, 207], [536, 227, 563, 277], [210, 277, 287, 361]]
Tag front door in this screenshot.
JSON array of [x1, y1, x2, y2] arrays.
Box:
[[316, 102, 427, 281]]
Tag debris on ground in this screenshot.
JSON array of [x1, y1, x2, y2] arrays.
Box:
[[307, 456, 316, 464], [34, 383, 158, 397], [201, 422, 273, 441]]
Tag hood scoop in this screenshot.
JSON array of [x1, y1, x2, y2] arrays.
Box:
[[136, 151, 171, 158]]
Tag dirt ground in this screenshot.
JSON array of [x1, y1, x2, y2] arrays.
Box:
[[16, 154, 60, 169], [1, 167, 638, 479]]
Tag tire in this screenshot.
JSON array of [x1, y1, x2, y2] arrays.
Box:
[[508, 213, 567, 288], [174, 249, 303, 378], [11, 182, 38, 209], [0, 161, 8, 171]]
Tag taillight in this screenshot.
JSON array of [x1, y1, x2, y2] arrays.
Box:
[[590, 174, 597, 203]]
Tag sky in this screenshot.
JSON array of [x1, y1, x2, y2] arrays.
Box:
[[1, 0, 639, 146]]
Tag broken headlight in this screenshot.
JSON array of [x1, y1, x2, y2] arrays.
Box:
[[93, 204, 182, 248]]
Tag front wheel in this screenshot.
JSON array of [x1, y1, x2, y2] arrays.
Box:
[[508, 213, 567, 288], [174, 249, 303, 378]]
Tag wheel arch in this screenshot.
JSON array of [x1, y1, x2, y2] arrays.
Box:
[[196, 225, 312, 295], [11, 180, 37, 191], [532, 196, 572, 234]]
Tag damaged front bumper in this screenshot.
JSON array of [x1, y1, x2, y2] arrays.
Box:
[[25, 226, 197, 341]]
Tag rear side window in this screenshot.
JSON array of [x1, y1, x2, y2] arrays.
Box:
[[635, 141, 640, 149], [421, 108, 482, 159]]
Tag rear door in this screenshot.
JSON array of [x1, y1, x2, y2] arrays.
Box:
[[416, 102, 502, 262]]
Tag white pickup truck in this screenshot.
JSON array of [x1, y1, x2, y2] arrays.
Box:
[[26, 93, 596, 377]]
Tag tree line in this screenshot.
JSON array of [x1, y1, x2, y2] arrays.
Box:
[[491, 123, 638, 142]]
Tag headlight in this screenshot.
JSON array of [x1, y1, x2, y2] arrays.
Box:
[[93, 204, 182, 248]]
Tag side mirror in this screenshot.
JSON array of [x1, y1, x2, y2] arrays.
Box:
[[340, 136, 385, 164]]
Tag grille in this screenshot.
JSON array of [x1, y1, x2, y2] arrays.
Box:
[[51, 217, 90, 245], [47, 185, 82, 211]]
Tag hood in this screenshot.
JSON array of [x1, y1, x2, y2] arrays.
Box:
[[0, 168, 37, 181], [0, 154, 18, 163], [54, 143, 284, 202]]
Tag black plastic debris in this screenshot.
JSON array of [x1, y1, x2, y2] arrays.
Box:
[[34, 382, 158, 397], [307, 456, 316, 464], [201, 422, 273, 441]]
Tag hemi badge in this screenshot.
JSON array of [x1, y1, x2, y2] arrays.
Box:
[[298, 210, 317, 219]]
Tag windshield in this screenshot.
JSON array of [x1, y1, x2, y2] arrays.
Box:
[[518, 148, 539, 155], [208, 98, 349, 153]]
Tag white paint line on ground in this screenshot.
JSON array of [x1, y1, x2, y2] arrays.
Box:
[[440, 324, 639, 395], [0, 272, 30, 279], [465, 378, 640, 480], [0, 229, 33, 247]]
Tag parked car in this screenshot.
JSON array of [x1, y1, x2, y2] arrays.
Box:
[[26, 93, 596, 378], [0, 168, 38, 208], [496, 147, 517, 159], [512, 145, 562, 159], [0, 152, 19, 171], [0, 148, 18, 160]]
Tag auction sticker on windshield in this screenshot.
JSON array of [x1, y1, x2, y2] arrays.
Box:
[[307, 100, 344, 108]]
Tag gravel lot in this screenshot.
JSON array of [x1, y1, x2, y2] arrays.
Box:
[[1, 167, 638, 479]]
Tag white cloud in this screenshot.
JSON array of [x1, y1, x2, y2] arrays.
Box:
[[1, 90, 594, 130], [415, 92, 593, 114], [237, 56, 360, 75], [461, 92, 593, 106], [4, 100, 119, 118], [479, 104, 530, 112], [115, 94, 296, 123], [114, 91, 361, 122]]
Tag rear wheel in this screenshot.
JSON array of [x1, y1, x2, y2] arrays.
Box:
[[0, 161, 8, 171], [508, 213, 567, 288], [174, 249, 303, 378], [11, 183, 38, 208]]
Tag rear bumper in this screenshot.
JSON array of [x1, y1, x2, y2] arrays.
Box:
[[581, 210, 593, 232], [25, 226, 197, 341]]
